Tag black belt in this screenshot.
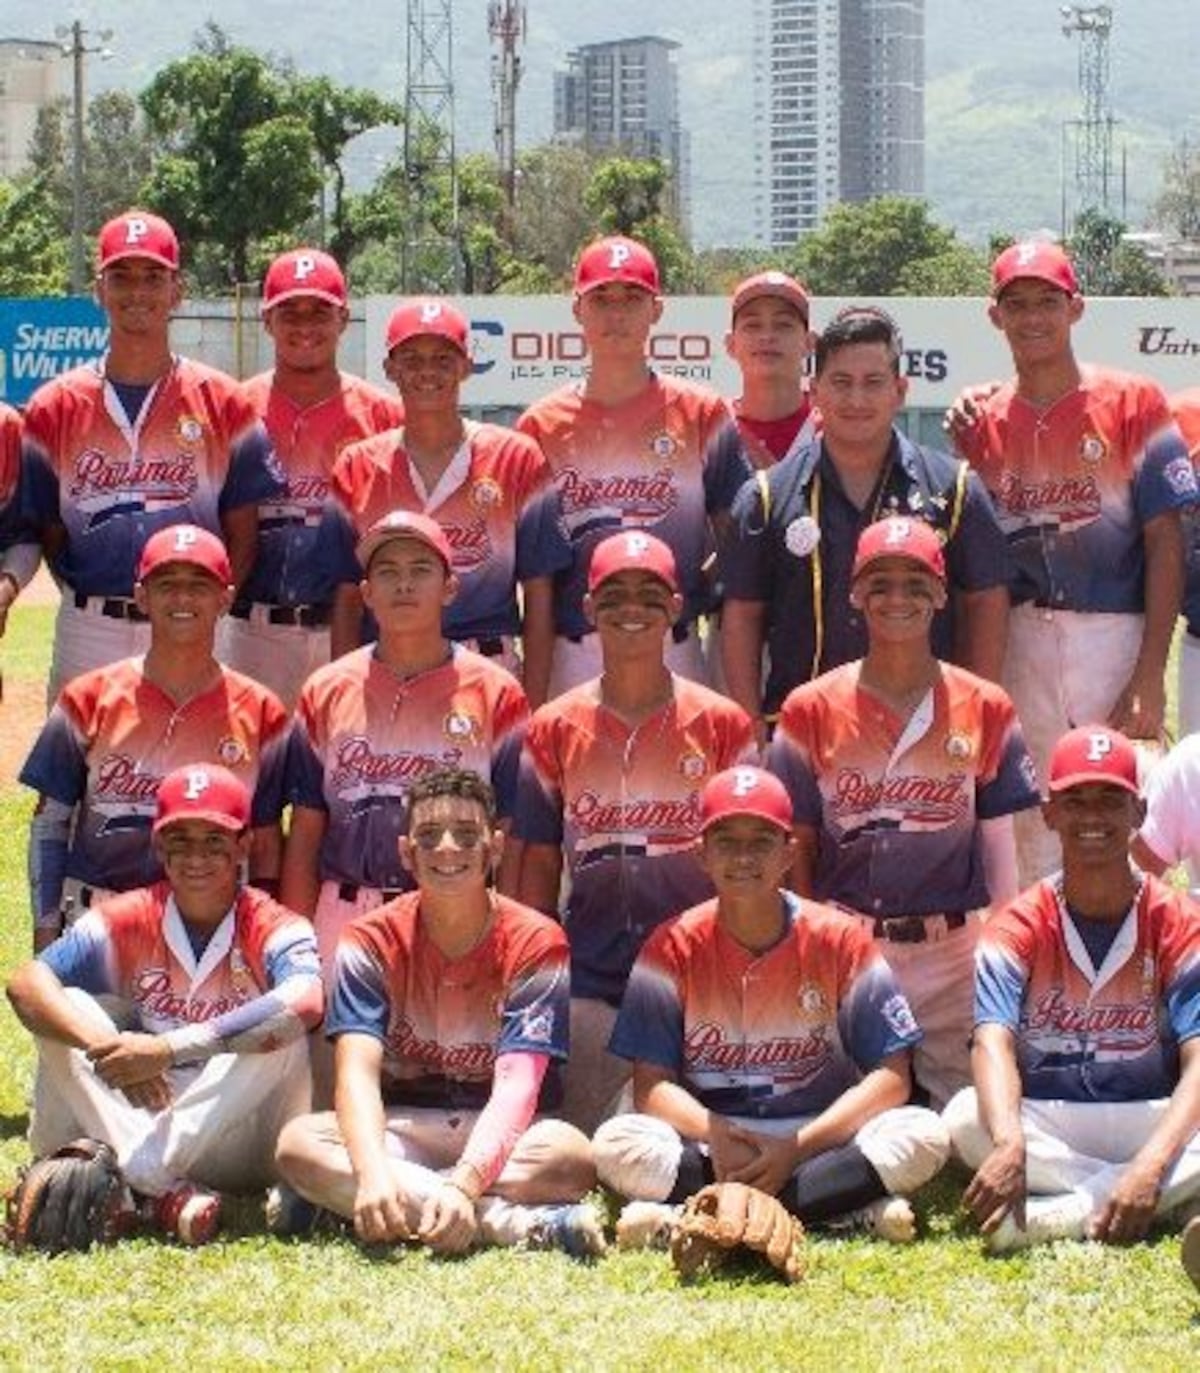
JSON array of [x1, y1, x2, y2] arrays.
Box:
[[567, 621, 692, 646], [230, 601, 330, 628], [337, 881, 404, 903], [472, 636, 506, 658], [874, 913, 968, 944], [73, 593, 147, 622]]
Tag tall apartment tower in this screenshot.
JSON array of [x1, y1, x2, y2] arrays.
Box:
[[554, 36, 691, 231], [753, 1, 924, 248], [0, 38, 65, 179]]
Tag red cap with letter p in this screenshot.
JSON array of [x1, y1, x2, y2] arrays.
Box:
[[136, 524, 232, 586], [97, 210, 180, 271], [154, 764, 251, 834], [262, 248, 347, 311], [587, 530, 679, 594], [356, 508, 454, 572], [991, 240, 1079, 297], [385, 299, 469, 356], [574, 236, 660, 296], [852, 517, 946, 582], [1047, 725, 1140, 796], [700, 766, 794, 834]]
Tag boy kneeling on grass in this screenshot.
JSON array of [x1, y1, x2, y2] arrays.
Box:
[[593, 765, 950, 1247], [274, 768, 603, 1256]]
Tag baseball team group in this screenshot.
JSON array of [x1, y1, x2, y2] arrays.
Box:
[[1, 209, 1199, 1289]]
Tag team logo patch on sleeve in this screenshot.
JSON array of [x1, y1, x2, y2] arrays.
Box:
[[518, 1007, 554, 1044], [1164, 456, 1197, 496], [881, 993, 920, 1040]]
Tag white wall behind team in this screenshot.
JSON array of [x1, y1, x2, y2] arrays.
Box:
[[363, 296, 1200, 411]]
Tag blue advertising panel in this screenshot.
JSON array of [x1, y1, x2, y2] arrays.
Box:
[[0, 298, 108, 406]]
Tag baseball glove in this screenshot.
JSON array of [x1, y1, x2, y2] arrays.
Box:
[[4, 1138, 129, 1254], [670, 1181, 806, 1284]]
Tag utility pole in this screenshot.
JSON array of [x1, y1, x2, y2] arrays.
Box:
[[56, 20, 113, 296], [489, 1, 526, 225], [402, 0, 459, 292]]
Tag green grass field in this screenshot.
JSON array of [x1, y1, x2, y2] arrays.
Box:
[[0, 602, 1197, 1372]]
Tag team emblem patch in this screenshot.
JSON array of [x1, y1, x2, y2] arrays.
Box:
[[470, 477, 503, 510], [178, 416, 204, 444], [678, 751, 707, 781], [880, 993, 919, 1040], [784, 516, 820, 558], [649, 432, 678, 461], [945, 732, 974, 762], [1078, 433, 1107, 466], [519, 1007, 554, 1044], [216, 736, 248, 766], [795, 983, 828, 1022], [444, 710, 480, 742], [1164, 456, 1198, 497]]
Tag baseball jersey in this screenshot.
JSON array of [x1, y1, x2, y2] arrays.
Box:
[[975, 875, 1200, 1102], [955, 364, 1196, 612], [40, 881, 322, 1059], [237, 371, 404, 609], [20, 659, 289, 908], [1170, 388, 1200, 635], [327, 421, 571, 639], [286, 644, 528, 890], [514, 676, 757, 1004], [768, 662, 1041, 918], [723, 430, 1010, 715], [610, 892, 922, 1119], [516, 375, 750, 635], [1137, 733, 1200, 871], [729, 397, 818, 469], [327, 891, 569, 1111], [0, 402, 20, 532], [18, 357, 285, 595]]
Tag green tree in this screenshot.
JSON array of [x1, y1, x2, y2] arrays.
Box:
[[508, 142, 600, 290], [581, 155, 696, 291], [1069, 208, 1169, 296], [787, 196, 986, 296], [1152, 138, 1200, 240], [0, 177, 68, 295]]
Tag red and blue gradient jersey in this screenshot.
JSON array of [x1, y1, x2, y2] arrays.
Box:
[[328, 421, 572, 639], [0, 402, 22, 551], [19, 357, 285, 595], [20, 658, 288, 894], [955, 365, 1196, 611], [975, 875, 1200, 1102], [238, 370, 404, 608], [610, 892, 922, 1119], [286, 645, 528, 891], [768, 662, 1040, 918], [40, 882, 322, 1053], [327, 891, 569, 1110], [513, 676, 756, 1004], [517, 375, 750, 634]]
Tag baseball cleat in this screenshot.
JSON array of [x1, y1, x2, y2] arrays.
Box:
[[615, 1200, 679, 1251], [833, 1196, 917, 1244], [1182, 1216, 1200, 1293], [265, 1182, 326, 1238], [525, 1202, 608, 1259], [154, 1182, 222, 1246], [985, 1192, 1091, 1255]]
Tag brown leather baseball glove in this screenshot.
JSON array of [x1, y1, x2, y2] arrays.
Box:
[[4, 1139, 130, 1254], [670, 1181, 806, 1283]]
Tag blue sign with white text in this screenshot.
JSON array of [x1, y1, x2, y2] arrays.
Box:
[[0, 298, 108, 406]]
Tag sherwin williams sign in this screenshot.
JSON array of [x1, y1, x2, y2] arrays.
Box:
[[0, 299, 108, 405]]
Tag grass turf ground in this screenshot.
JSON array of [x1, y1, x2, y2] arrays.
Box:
[[0, 602, 1198, 1372]]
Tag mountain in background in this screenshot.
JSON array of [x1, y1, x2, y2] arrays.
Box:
[[7, 1, 1196, 247]]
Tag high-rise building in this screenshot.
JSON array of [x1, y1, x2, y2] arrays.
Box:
[[0, 38, 65, 179], [554, 36, 691, 232], [753, 1, 925, 248]]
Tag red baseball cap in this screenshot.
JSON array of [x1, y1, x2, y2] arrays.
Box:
[[385, 299, 469, 356], [97, 210, 180, 272], [991, 241, 1079, 297], [262, 248, 347, 312], [574, 236, 660, 296], [356, 509, 453, 571], [852, 517, 946, 582], [136, 525, 232, 585], [154, 763, 251, 834], [700, 766, 794, 834], [1047, 726, 1140, 796], [587, 530, 679, 594], [730, 270, 810, 324]]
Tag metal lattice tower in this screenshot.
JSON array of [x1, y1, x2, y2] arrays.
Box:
[[1061, 5, 1115, 218], [489, 1, 526, 217], [402, 0, 459, 290]]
